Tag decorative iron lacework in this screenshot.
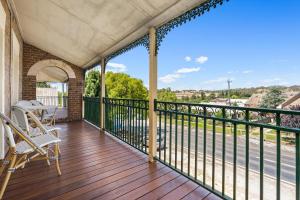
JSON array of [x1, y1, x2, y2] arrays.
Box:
[[105, 34, 150, 64], [156, 0, 229, 53], [103, 0, 228, 62]]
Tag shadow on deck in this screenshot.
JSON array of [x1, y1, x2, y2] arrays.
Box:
[[3, 121, 220, 200]]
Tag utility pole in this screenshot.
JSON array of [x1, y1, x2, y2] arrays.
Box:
[[227, 79, 232, 106]]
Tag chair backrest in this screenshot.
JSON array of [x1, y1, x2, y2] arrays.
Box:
[[12, 106, 30, 132], [12, 106, 48, 134], [30, 100, 44, 106], [0, 112, 46, 155], [15, 100, 33, 108]]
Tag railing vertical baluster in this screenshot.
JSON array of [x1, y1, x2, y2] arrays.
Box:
[[141, 103, 144, 151], [112, 100, 115, 135], [120, 100, 125, 141], [126, 101, 129, 142], [222, 108, 226, 196], [233, 123, 237, 200], [129, 102, 132, 144], [188, 105, 191, 176], [245, 110, 250, 200], [212, 119, 216, 190], [116, 100, 118, 137], [120, 100, 123, 139], [144, 102, 148, 153], [169, 107, 172, 165], [109, 100, 111, 133], [296, 132, 300, 200], [203, 107, 207, 184], [159, 110, 162, 160], [164, 103, 167, 163], [134, 100, 137, 147], [107, 99, 109, 130], [132, 100, 136, 147], [195, 116, 198, 180], [175, 104, 178, 169], [119, 100, 121, 138], [138, 101, 141, 150], [115, 100, 117, 136], [260, 126, 264, 200], [276, 113, 281, 200], [181, 113, 184, 172], [118, 100, 121, 138], [123, 102, 125, 140]]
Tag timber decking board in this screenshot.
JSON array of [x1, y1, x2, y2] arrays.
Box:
[[2, 121, 219, 200]]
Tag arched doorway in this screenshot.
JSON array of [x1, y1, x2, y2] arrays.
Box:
[[36, 66, 69, 120], [27, 59, 76, 121]]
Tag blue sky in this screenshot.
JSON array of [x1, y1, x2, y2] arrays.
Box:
[[106, 0, 300, 90]]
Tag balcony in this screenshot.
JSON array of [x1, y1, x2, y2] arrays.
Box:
[[0, 0, 299, 199], [2, 121, 219, 200]]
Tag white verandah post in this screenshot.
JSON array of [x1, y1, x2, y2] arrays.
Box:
[[148, 27, 158, 162], [100, 58, 106, 131]]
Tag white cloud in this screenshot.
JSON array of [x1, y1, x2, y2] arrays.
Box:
[[106, 62, 127, 72], [203, 77, 230, 84], [176, 67, 200, 74], [195, 56, 208, 64], [184, 56, 192, 62], [242, 70, 253, 74], [159, 67, 201, 84], [159, 74, 181, 84], [262, 78, 281, 83]]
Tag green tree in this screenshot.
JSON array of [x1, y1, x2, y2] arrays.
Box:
[[200, 92, 206, 100], [208, 93, 216, 100], [259, 88, 285, 109], [84, 70, 100, 97], [105, 72, 148, 99], [36, 82, 51, 88], [157, 88, 177, 101]]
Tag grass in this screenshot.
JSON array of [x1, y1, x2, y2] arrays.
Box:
[[159, 118, 294, 144]]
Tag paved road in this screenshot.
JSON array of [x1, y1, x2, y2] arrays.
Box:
[[159, 125, 296, 184]]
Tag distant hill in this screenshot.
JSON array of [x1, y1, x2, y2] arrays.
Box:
[[174, 85, 300, 100]]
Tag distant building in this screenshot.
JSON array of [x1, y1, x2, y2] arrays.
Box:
[[245, 93, 265, 108], [246, 91, 299, 108], [208, 98, 248, 107], [278, 92, 300, 109], [175, 90, 198, 99]]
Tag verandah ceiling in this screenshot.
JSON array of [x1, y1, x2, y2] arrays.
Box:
[[11, 0, 206, 68]]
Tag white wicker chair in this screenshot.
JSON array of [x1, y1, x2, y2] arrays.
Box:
[[0, 112, 61, 199], [30, 100, 57, 125], [12, 106, 61, 158], [12, 105, 61, 137]]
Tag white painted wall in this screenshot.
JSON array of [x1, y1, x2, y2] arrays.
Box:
[[11, 30, 20, 107], [0, 2, 6, 159]]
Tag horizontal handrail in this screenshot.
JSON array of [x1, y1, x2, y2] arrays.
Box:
[[155, 99, 300, 115]]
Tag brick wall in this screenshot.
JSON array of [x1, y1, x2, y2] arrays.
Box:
[[23, 43, 84, 121]]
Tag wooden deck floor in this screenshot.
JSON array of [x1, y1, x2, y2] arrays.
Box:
[[3, 121, 221, 200]]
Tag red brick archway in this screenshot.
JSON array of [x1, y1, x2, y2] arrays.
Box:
[[23, 43, 84, 121]]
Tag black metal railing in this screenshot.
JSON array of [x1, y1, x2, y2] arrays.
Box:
[[36, 96, 68, 108], [104, 98, 149, 154], [101, 97, 300, 200], [83, 97, 100, 127], [155, 100, 300, 200]]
